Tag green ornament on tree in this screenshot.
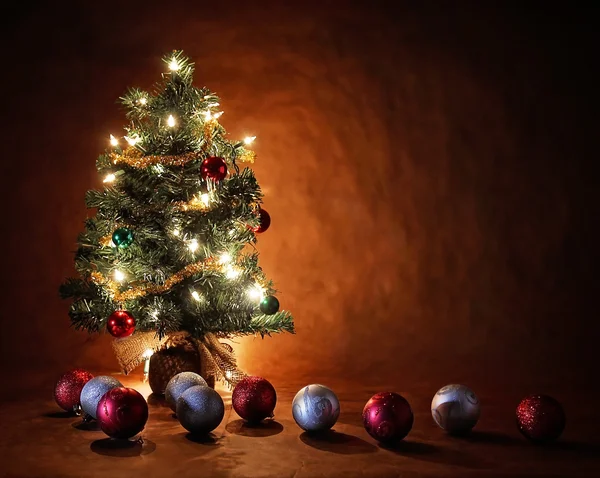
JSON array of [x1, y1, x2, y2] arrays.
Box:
[[259, 295, 279, 315], [112, 227, 134, 248]]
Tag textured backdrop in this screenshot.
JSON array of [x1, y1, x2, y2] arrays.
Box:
[[2, 2, 597, 395]]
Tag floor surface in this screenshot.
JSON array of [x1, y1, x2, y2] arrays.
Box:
[[1, 372, 598, 478]]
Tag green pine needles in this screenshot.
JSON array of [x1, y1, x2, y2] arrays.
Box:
[[59, 51, 294, 340]]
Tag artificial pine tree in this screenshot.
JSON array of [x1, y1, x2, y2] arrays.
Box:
[[60, 51, 294, 390]]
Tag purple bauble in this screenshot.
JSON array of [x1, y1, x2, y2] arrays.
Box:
[[96, 387, 148, 439], [362, 392, 414, 443]]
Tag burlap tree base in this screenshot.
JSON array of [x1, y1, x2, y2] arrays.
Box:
[[148, 342, 215, 394], [112, 331, 246, 393]]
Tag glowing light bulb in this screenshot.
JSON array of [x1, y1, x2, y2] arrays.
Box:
[[225, 266, 240, 280], [191, 291, 201, 301], [244, 136, 256, 145], [167, 115, 176, 127], [203, 111, 212, 121], [208, 102, 220, 107], [138, 97, 147, 105], [169, 58, 180, 71], [125, 135, 139, 146], [213, 111, 224, 119], [219, 252, 232, 264], [188, 239, 199, 252], [109, 135, 118, 146], [225, 370, 233, 380], [173, 228, 180, 236], [200, 193, 210, 207], [142, 348, 154, 359], [247, 284, 265, 301], [114, 269, 125, 282], [103, 173, 116, 183]]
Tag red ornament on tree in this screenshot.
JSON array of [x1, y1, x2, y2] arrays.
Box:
[[54, 368, 94, 412], [252, 208, 271, 234], [232, 376, 277, 423], [516, 394, 566, 443], [363, 392, 414, 443], [107, 310, 136, 338], [96, 387, 149, 439], [200, 156, 227, 181]]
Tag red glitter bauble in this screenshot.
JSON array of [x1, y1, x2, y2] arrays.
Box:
[[232, 376, 277, 423], [200, 156, 228, 181], [362, 392, 414, 443], [516, 394, 565, 443], [107, 310, 136, 338], [252, 208, 271, 234], [54, 368, 94, 412], [96, 387, 149, 439]]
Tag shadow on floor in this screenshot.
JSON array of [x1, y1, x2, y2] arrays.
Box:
[[43, 411, 74, 418], [381, 440, 489, 469], [184, 431, 222, 445], [299, 429, 378, 454], [225, 419, 284, 437], [90, 438, 157, 457], [72, 419, 102, 431], [448, 430, 522, 446]]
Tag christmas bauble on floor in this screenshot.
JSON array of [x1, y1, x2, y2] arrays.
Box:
[[177, 385, 224, 435], [292, 384, 340, 432], [431, 384, 480, 434], [516, 394, 566, 443], [363, 392, 413, 443], [54, 368, 94, 412], [96, 387, 148, 439], [232, 376, 277, 423], [165, 372, 207, 412], [148, 342, 213, 395], [80, 375, 122, 419]]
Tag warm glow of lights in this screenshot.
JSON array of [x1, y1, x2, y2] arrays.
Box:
[[203, 111, 212, 121], [244, 136, 256, 145], [200, 193, 210, 206], [188, 238, 199, 252], [138, 97, 147, 105], [114, 269, 125, 282], [142, 348, 154, 359], [125, 135, 139, 146], [219, 252, 232, 265], [191, 290, 201, 301], [167, 115, 176, 127], [110, 134, 119, 146], [103, 173, 116, 183], [213, 111, 224, 119], [225, 370, 233, 379], [247, 284, 265, 301], [225, 265, 240, 280], [208, 102, 220, 107], [169, 58, 180, 71], [173, 228, 180, 236]]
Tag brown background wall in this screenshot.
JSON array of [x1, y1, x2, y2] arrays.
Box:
[[2, 2, 597, 395]]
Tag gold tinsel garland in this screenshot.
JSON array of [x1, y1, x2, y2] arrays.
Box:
[[110, 148, 202, 168], [91, 257, 220, 302]]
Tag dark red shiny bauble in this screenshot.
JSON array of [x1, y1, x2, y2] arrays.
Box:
[[252, 208, 271, 234], [96, 387, 149, 439], [54, 368, 94, 412], [107, 310, 136, 338], [363, 392, 414, 443], [200, 156, 228, 181], [232, 376, 277, 423], [516, 394, 566, 443]]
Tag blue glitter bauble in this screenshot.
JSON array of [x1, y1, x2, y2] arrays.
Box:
[[80, 376, 122, 419], [165, 372, 207, 412], [176, 385, 224, 435]]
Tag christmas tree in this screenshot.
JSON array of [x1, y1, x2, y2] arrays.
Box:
[[60, 51, 294, 385]]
